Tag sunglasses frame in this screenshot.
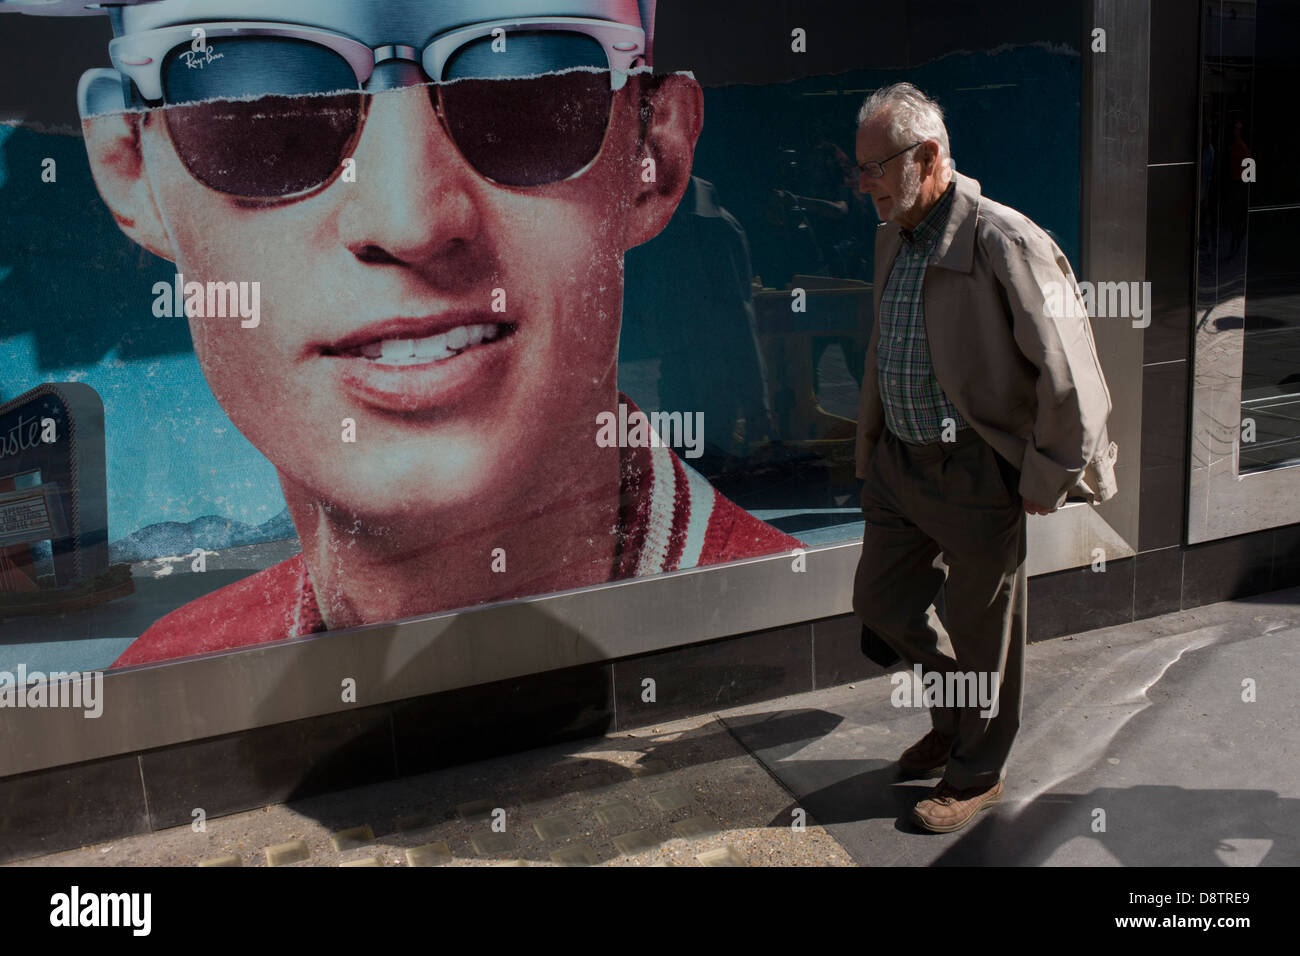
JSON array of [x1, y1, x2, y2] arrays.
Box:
[[106, 16, 646, 199], [110, 16, 645, 99]]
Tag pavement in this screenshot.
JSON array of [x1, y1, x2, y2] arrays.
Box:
[[8, 585, 1298, 867]]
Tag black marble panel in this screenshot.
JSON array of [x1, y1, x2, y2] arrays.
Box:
[[1140, 358, 1190, 470], [1135, 545, 1183, 619], [1271, 523, 1300, 593], [1139, 360, 1190, 551], [1182, 529, 1274, 607], [1246, 0, 1300, 209], [1027, 557, 1135, 642], [812, 614, 888, 688], [1148, 0, 1201, 165], [612, 623, 813, 729], [0, 754, 149, 864], [1144, 164, 1197, 365], [391, 663, 614, 778], [139, 703, 396, 830]]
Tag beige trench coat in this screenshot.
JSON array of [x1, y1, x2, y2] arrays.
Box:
[[855, 170, 1119, 510]]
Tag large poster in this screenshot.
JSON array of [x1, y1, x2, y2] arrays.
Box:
[[0, 0, 1082, 672]]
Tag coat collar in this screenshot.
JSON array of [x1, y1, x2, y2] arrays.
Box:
[[876, 170, 982, 274]]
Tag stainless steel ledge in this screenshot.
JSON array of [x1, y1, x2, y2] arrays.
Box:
[[1, 541, 856, 776]]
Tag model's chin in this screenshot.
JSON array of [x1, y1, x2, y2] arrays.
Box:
[[266, 427, 497, 523]]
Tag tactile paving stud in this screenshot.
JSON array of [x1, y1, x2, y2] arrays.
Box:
[[471, 831, 516, 856], [594, 802, 636, 829], [331, 825, 374, 852], [197, 855, 241, 867], [340, 856, 382, 867], [266, 839, 310, 867], [649, 786, 693, 812], [405, 843, 452, 867], [533, 814, 578, 841], [697, 846, 748, 867], [613, 829, 661, 856], [456, 799, 495, 819], [672, 815, 719, 840], [550, 845, 598, 866]]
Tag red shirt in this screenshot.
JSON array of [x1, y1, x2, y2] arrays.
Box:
[[112, 432, 801, 668]]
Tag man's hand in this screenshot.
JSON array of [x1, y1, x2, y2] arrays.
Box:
[[1022, 496, 1055, 516]]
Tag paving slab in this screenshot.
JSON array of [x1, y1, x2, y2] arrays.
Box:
[[9, 699, 850, 867], [720, 587, 1300, 866]]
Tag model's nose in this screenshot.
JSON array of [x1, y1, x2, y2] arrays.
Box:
[[337, 84, 482, 270]]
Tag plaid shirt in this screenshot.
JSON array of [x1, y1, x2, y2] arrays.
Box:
[[876, 182, 970, 443]]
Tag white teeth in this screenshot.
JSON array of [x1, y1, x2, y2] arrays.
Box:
[[361, 324, 504, 365], [413, 336, 455, 360], [380, 338, 415, 362]]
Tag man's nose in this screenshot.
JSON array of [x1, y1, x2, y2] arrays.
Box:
[[337, 84, 482, 268]]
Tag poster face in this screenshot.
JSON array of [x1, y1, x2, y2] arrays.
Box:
[[0, 0, 1082, 673]]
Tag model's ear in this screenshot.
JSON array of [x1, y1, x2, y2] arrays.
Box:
[[81, 101, 175, 262], [624, 72, 703, 249]]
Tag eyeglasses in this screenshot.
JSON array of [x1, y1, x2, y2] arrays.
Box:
[[856, 141, 924, 179], [107, 17, 646, 200]]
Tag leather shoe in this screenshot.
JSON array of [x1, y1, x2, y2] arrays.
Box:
[[912, 778, 1004, 833], [897, 728, 954, 777]]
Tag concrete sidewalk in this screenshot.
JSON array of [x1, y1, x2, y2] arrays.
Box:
[[10, 586, 1298, 867]]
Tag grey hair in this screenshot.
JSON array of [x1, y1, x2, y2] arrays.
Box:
[[856, 82, 955, 175]]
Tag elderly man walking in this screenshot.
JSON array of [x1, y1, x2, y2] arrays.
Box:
[[851, 83, 1118, 833]]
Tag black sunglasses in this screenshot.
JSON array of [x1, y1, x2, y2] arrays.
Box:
[[110, 20, 645, 199]]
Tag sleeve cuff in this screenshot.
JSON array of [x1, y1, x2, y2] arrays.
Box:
[[1018, 442, 1074, 510]]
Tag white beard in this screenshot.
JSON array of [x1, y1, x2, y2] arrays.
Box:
[[893, 158, 923, 225]]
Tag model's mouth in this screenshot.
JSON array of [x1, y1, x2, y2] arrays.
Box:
[[328, 322, 516, 366], [319, 313, 520, 413], [319, 316, 518, 366]]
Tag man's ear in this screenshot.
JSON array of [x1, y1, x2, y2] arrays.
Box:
[[624, 72, 703, 249], [81, 110, 175, 262], [919, 139, 943, 180]]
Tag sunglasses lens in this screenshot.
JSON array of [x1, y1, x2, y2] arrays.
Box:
[[438, 71, 613, 187], [160, 36, 362, 198], [441, 30, 607, 82]]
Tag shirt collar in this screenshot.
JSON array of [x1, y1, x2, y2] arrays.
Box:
[[900, 180, 956, 254]]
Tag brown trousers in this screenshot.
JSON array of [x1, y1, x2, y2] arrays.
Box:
[[853, 426, 1028, 789]]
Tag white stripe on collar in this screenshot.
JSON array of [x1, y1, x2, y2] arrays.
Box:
[[676, 457, 715, 570]]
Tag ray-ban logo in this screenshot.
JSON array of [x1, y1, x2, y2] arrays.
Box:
[[181, 27, 224, 70]]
